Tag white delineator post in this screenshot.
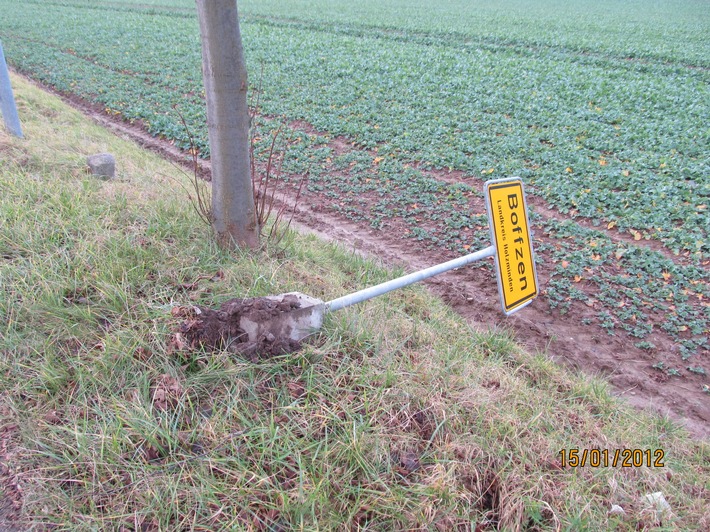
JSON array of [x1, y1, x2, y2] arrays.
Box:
[[0, 41, 23, 138]]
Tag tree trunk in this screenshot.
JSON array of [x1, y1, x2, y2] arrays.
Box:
[[196, 0, 259, 249]]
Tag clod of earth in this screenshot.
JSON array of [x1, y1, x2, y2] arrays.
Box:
[[171, 294, 306, 358]]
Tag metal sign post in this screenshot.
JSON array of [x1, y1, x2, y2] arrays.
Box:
[[0, 40, 23, 138]]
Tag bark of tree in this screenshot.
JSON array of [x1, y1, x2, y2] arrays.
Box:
[[196, 0, 259, 249]]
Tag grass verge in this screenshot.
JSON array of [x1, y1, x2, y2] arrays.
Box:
[[1, 75, 708, 530]]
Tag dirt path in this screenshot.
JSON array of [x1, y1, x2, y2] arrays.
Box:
[[17, 73, 709, 440]]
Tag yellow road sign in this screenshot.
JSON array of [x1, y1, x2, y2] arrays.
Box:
[[485, 178, 538, 315]]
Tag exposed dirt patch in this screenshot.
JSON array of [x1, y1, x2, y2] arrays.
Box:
[[17, 73, 709, 440], [170, 294, 305, 359]]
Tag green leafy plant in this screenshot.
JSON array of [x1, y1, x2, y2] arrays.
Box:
[[635, 341, 655, 350]]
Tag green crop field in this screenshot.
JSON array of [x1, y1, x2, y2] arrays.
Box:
[[0, 1, 708, 374]]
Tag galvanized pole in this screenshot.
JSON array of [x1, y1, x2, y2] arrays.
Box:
[[326, 245, 496, 312], [0, 41, 23, 138]]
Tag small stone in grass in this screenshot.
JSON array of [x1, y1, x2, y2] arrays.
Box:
[[87, 153, 115, 179]]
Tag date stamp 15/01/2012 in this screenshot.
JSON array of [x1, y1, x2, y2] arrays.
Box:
[[559, 449, 665, 468]]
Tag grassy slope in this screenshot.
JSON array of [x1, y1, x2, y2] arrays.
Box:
[[1, 75, 708, 530]]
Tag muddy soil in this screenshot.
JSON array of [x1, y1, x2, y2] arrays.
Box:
[[19, 74, 709, 440], [171, 295, 304, 359]]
